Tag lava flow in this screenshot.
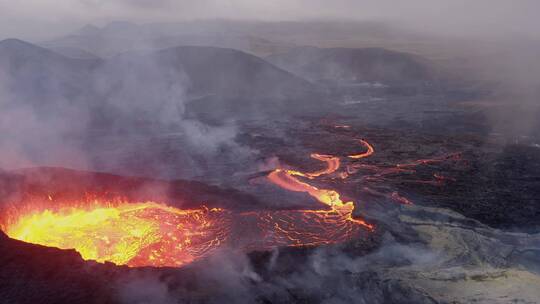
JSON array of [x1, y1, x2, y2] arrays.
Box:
[[4, 202, 230, 268], [1, 140, 380, 268], [348, 140, 375, 159], [267, 142, 374, 230]]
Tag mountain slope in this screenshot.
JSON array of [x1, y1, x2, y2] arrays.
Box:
[[0, 39, 101, 111], [42, 21, 293, 57], [0, 40, 318, 128], [107, 46, 315, 99], [267, 46, 436, 84], [46, 46, 101, 60]]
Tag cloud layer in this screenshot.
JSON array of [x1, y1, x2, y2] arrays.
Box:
[[1, 0, 539, 40]]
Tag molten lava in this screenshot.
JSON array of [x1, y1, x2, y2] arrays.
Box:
[[5, 202, 229, 267], [3, 138, 452, 268], [266, 141, 375, 230], [348, 140, 374, 159], [305, 154, 340, 178]]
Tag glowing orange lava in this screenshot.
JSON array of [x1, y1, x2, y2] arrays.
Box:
[[4, 202, 229, 267], [306, 154, 340, 178], [2, 139, 380, 268], [267, 141, 375, 230], [348, 140, 374, 159]]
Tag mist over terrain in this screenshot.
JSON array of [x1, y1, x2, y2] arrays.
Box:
[[1, 2, 540, 304], [2, 16, 539, 177], [2, 0, 540, 40]]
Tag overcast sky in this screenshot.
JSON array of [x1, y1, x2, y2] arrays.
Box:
[[0, 0, 539, 41]]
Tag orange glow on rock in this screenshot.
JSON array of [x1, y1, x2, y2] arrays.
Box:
[[267, 141, 376, 230], [348, 140, 375, 159], [2, 140, 385, 268], [4, 202, 229, 268]]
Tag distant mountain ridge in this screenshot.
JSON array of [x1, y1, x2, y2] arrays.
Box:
[[0, 39, 100, 111], [40, 19, 426, 58], [41, 21, 293, 57], [267, 46, 437, 84], [0, 38, 317, 129]]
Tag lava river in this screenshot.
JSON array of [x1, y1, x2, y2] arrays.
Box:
[[2, 141, 377, 268]]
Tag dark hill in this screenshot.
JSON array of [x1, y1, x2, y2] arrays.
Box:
[[267, 46, 436, 84], [0, 40, 319, 128], [46, 46, 101, 60], [0, 39, 100, 110], [108, 46, 315, 100]]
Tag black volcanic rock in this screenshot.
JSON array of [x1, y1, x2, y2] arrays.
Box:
[[267, 46, 435, 84], [1, 193, 539, 304], [0, 229, 120, 304], [0, 167, 265, 211], [0, 167, 539, 304]]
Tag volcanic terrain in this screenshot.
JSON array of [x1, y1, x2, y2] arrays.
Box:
[[1, 20, 540, 304]]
